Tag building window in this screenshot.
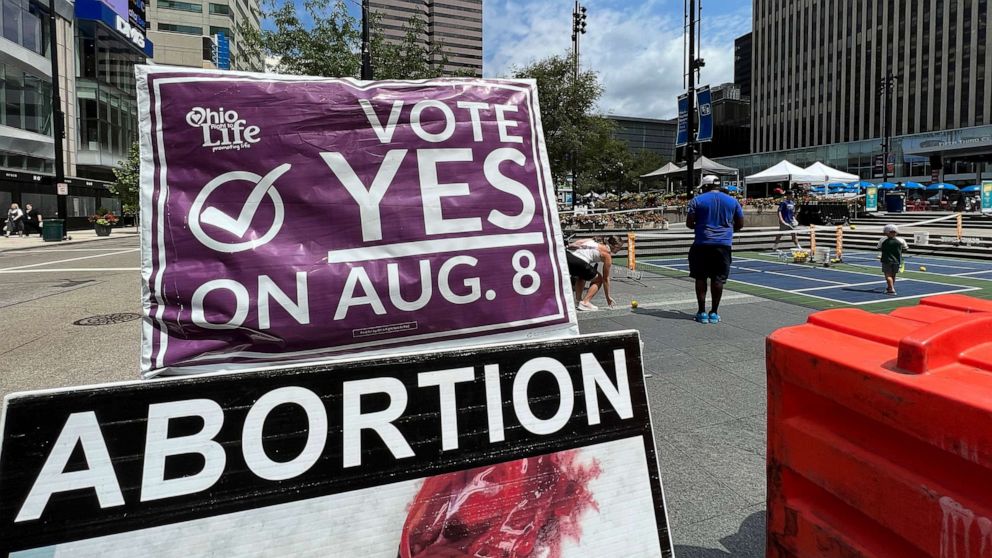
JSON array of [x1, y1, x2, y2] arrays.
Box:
[[208, 25, 230, 37], [1, 0, 46, 54], [0, 63, 52, 134], [158, 22, 203, 34], [68, 195, 96, 217], [208, 2, 230, 15], [158, 0, 201, 11]]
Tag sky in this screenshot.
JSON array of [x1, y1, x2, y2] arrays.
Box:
[[482, 0, 752, 120]]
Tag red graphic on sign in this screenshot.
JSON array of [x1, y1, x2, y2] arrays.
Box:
[[399, 450, 601, 558]]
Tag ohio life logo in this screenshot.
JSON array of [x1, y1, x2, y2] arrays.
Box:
[[186, 107, 261, 152]]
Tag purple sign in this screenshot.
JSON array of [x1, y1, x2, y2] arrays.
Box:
[[136, 67, 577, 377]]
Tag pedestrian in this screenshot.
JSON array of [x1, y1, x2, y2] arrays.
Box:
[[772, 190, 800, 250], [566, 236, 621, 311], [22, 204, 43, 237], [686, 175, 744, 324], [876, 224, 908, 295], [5, 203, 24, 237]]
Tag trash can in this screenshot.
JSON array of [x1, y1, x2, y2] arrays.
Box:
[[885, 193, 906, 213], [42, 219, 64, 242]]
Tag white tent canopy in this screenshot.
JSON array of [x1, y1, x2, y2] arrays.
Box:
[[803, 161, 859, 184], [640, 162, 683, 178], [745, 160, 820, 184]]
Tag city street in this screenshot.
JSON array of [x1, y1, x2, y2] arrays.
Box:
[[0, 234, 813, 557]]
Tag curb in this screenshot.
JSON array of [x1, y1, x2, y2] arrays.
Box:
[[0, 231, 139, 254]]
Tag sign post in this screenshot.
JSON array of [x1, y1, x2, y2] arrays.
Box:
[[0, 332, 674, 557], [136, 67, 577, 377]]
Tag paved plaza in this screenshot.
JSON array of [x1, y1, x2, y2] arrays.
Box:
[[0, 233, 822, 556]]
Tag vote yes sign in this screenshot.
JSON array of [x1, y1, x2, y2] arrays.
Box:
[[137, 67, 576, 377]]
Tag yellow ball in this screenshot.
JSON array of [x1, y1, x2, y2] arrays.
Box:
[[631, 300, 639, 308], [920, 266, 927, 272], [850, 225, 857, 230]]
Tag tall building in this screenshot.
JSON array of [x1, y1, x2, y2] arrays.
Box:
[[146, 0, 261, 71], [706, 83, 750, 158], [734, 32, 752, 100], [370, 0, 483, 77], [606, 115, 677, 161], [717, 0, 992, 185], [1, 0, 149, 227]]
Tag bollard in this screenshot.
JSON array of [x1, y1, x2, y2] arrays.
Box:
[[767, 294, 992, 558]]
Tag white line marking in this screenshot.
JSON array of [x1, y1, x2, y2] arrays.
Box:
[[326, 233, 545, 263], [0, 249, 138, 271], [0, 267, 139, 274]]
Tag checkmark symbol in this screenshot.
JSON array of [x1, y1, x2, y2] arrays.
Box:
[[200, 163, 291, 238]]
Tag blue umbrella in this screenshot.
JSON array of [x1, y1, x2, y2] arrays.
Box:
[[903, 181, 925, 190], [826, 182, 848, 188], [724, 185, 740, 193], [878, 182, 898, 190], [927, 183, 959, 191], [962, 185, 981, 193], [849, 180, 874, 189]]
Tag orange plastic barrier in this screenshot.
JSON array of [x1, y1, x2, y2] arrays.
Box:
[[767, 294, 992, 558]]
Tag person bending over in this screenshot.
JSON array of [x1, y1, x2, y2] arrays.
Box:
[[566, 236, 621, 311]]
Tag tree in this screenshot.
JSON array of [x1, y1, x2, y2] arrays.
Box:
[[110, 142, 140, 217], [511, 54, 604, 186], [239, 0, 454, 79]]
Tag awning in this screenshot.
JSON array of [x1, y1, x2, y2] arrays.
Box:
[[745, 160, 820, 184]]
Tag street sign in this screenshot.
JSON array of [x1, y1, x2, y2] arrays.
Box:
[[136, 67, 577, 377], [0, 331, 674, 557], [865, 185, 879, 212], [982, 181, 992, 214], [675, 94, 688, 147], [56, 183, 68, 195], [695, 85, 712, 143]]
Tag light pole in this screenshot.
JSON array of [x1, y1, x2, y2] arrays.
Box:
[[48, 0, 67, 233], [685, 0, 698, 198], [880, 72, 897, 183], [361, 0, 372, 80], [570, 1, 587, 209]]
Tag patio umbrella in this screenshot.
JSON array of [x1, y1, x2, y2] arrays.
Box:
[[962, 185, 981, 193], [903, 181, 925, 190], [826, 182, 847, 188], [724, 185, 740, 193], [849, 180, 874, 189], [878, 182, 898, 190], [927, 183, 959, 191]]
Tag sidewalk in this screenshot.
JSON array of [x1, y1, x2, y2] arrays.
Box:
[[0, 226, 138, 253]]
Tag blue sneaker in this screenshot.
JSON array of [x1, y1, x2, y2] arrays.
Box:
[[695, 312, 709, 324], [708, 312, 721, 324]]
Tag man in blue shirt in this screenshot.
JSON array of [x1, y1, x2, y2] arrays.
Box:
[[685, 175, 744, 324], [773, 190, 801, 250]]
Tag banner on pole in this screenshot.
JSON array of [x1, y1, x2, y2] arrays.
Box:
[[865, 186, 879, 212], [136, 67, 577, 377], [695, 85, 712, 143], [675, 94, 688, 147], [0, 332, 674, 558], [982, 181, 992, 213]]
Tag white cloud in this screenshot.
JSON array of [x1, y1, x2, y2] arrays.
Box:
[[484, 0, 751, 120]]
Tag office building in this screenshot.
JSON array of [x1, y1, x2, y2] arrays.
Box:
[[1, 0, 149, 227], [734, 32, 751, 100], [370, 0, 483, 77], [606, 115, 677, 161], [146, 0, 261, 70], [706, 83, 750, 158], [718, 0, 992, 185]]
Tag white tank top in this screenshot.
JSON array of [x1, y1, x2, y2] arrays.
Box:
[[573, 240, 602, 264]]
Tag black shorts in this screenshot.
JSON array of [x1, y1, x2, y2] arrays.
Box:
[[688, 244, 732, 284], [566, 251, 599, 281]]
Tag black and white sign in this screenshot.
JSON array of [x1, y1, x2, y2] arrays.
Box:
[[0, 332, 672, 557]]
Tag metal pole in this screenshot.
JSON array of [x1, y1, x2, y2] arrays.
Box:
[[361, 0, 372, 80], [570, 1, 585, 210], [882, 73, 893, 183], [48, 0, 67, 233], [685, 0, 696, 198]]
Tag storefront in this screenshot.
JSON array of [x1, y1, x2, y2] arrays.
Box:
[[0, 169, 121, 229]]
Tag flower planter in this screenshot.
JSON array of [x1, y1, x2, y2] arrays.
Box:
[[94, 224, 112, 237]]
